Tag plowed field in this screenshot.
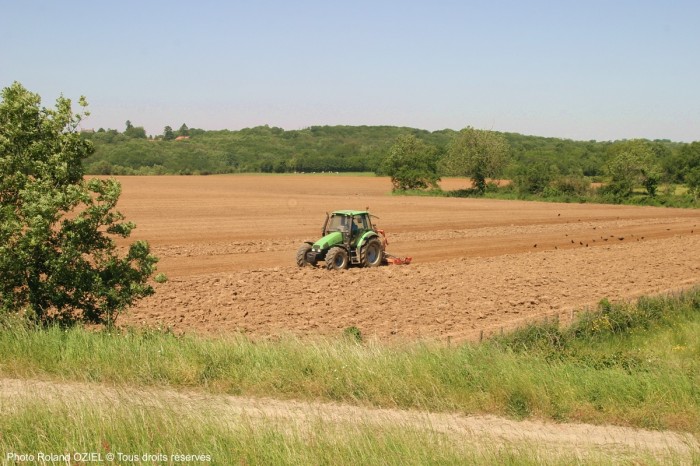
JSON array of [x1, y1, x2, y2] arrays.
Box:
[[115, 175, 700, 342]]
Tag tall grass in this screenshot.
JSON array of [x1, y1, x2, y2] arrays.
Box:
[[1, 288, 699, 432], [0, 395, 670, 466]]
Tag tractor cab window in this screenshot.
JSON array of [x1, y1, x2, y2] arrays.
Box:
[[327, 215, 350, 233], [352, 215, 368, 233]]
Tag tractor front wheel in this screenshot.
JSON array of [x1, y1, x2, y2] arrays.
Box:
[[361, 238, 383, 267], [296, 243, 314, 267], [325, 247, 349, 270]]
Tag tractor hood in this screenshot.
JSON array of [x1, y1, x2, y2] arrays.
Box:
[[313, 231, 343, 251]]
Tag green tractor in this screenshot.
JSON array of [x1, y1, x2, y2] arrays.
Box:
[[296, 210, 386, 270]]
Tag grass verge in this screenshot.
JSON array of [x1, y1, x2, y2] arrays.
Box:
[[0, 288, 699, 434]]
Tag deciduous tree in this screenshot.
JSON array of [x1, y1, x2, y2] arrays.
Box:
[[0, 82, 158, 326], [686, 167, 700, 202], [443, 127, 510, 194], [382, 134, 440, 191], [605, 140, 661, 198]]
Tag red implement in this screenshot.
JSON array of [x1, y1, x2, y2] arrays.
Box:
[[377, 230, 411, 265], [385, 254, 412, 265]]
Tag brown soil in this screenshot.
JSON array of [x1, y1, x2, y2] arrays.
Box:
[[2, 377, 697, 461], [112, 175, 700, 342]]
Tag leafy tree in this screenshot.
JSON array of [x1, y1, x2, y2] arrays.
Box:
[[514, 160, 557, 195], [605, 140, 661, 198], [604, 152, 640, 198], [443, 127, 510, 194], [123, 120, 147, 139], [125, 125, 147, 139], [382, 134, 440, 191], [686, 167, 700, 202], [163, 125, 175, 140], [674, 142, 700, 183], [178, 123, 189, 137], [642, 166, 662, 197], [0, 82, 158, 326]]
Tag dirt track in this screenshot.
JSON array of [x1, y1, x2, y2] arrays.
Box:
[[2, 378, 697, 462], [114, 175, 700, 341]]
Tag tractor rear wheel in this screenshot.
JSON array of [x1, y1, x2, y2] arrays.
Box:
[[325, 247, 349, 270], [361, 238, 383, 267], [296, 243, 314, 267]]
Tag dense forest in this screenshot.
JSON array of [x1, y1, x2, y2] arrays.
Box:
[[83, 124, 445, 175], [81, 123, 697, 186]]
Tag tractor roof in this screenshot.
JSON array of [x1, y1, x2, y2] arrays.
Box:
[[331, 210, 369, 216]]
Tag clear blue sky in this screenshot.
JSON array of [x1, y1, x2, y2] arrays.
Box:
[[2, 0, 698, 141]]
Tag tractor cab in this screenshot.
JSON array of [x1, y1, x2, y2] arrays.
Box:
[[323, 210, 374, 245]]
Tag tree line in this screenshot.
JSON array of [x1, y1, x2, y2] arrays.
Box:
[[386, 130, 699, 204], [82, 124, 417, 175], [81, 121, 699, 202]]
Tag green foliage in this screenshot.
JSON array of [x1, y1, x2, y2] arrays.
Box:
[[505, 134, 609, 178], [549, 174, 591, 197], [0, 82, 158, 326], [343, 325, 363, 343], [443, 127, 511, 194], [80, 123, 697, 186], [687, 168, 700, 202], [496, 290, 700, 357], [495, 321, 566, 353], [382, 134, 440, 190], [163, 125, 174, 141], [83, 125, 428, 175], [91, 125, 449, 175], [514, 161, 557, 195], [124, 126, 147, 139], [664, 141, 700, 183], [604, 152, 638, 198], [603, 140, 662, 199], [80, 122, 699, 202], [123, 119, 146, 139]]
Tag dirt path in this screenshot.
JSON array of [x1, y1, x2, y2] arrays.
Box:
[[1, 378, 697, 462]]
